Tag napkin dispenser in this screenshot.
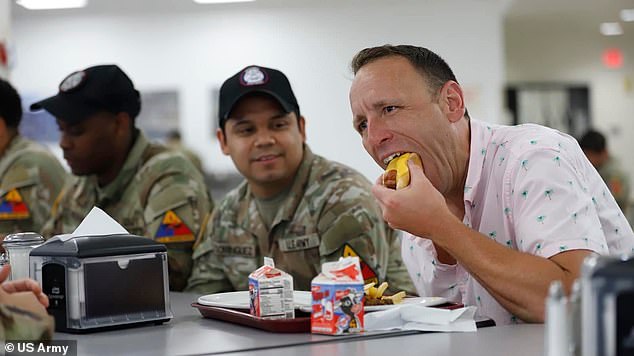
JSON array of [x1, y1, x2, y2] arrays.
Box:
[[581, 254, 634, 356], [29, 234, 173, 333]]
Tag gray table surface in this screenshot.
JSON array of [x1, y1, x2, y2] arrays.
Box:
[[54, 292, 544, 355]]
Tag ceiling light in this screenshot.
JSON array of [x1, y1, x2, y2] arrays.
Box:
[[16, 0, 87, 10], [600, 22, 623, 36], [621, 9, 634, 22], [193, 0, 255, 4]]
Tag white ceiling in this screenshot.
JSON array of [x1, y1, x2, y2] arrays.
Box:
[[10, 0, 423, 17], [506, 0, 634, 33], [11, 0, 634, 37]]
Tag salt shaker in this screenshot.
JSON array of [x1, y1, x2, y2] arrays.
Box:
[[545, 280, 570, 356], [1, 232, 45, 280]]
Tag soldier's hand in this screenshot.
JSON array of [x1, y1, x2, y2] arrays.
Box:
[[0, 264, 9, 283], [0, 265, 49, 308], [0, 290, 49, 318]]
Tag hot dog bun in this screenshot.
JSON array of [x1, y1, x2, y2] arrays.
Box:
[[382, 153, 423, 190]]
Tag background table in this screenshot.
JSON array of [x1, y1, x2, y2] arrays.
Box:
[[55, 292, 544, 355]]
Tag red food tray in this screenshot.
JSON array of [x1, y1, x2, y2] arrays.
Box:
[[192, 303, 311, 333], [192, 302, 468, 333]]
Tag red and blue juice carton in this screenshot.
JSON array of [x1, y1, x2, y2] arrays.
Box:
[[310, 257, 364, 335], [248, 257, 294, 319]]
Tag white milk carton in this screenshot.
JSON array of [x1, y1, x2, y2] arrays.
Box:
[[311, 257, 364, 335], [248, 257, 294, 319]]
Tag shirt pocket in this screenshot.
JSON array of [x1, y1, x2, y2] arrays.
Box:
[[274, 233, 321, 288], [213, 228, 259, 290]]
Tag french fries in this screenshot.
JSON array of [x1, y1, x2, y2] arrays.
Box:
[[363, 281, 406, 306], [382, 291, 406, 304]]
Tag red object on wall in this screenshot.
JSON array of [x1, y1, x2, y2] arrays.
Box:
[[0, 42, 7, 67], [602, 48, 624, 69]]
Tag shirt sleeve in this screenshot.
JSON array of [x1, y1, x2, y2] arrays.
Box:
[[143, 169, 213, 292], [0, 304, 54, 341], [509, 148, 610, 258], [315, 182, 390, 286], [0, 154, 66, 236]]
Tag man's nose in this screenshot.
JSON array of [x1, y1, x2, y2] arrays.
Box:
[[59, 133, 72, 150], [254, 130, 275, 147], [365, 118, 392, 148]]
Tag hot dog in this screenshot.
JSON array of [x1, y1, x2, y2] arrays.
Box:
[[382, 152, 423, 190]]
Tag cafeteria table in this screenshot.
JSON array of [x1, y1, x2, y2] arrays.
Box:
[[54, 292, 544, 355]]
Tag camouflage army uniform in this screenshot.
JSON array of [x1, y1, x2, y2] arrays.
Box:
[[41, 131, 213, 291], [0, 135, 66, 239], [186, 146, 413, 294], [0, 303, 54, 341], [598, 157, 630, 213]]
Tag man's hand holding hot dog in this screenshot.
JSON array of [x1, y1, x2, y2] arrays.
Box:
[[374, 154, 459, 241]]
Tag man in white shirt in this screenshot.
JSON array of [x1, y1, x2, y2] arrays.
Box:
[[348, 44, 634, 325]]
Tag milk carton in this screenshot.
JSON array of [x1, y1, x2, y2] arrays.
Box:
[[248, 257, 294, 319], [311, 257, 364, 335]]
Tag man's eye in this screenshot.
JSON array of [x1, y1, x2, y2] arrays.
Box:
[[235, 126, 254, 135], [64, 127, 84, 136], [384, 106, 397, 114], [356, 120, 367, 133], [273, 121, 289, 129]]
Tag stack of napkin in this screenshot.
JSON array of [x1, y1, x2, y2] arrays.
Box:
[[365, 305, 477, 332]]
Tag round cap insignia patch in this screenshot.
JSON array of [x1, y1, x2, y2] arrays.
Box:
[[59, 71, 86, 92], [241, 67, 267, 86]]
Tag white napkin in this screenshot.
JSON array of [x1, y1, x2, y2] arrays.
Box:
[[59, 206, 129, 242], [365, 304, 477, 332]]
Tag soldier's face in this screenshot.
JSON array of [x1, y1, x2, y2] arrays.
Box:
[[582, 149, 608, 168], [56, 112, 120, 176], [0, 118, 10, 151], [218, 94, 306, 198]]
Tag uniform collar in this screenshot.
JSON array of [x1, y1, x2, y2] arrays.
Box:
[[95, 130, 149, 203], [240, 144, 314, 231], [272, 144, 314, 225], [1, 134, 27, 159]]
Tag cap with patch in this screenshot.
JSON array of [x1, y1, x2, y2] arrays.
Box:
[[218, 65, 300, 128], [30, 64, 141, 124]]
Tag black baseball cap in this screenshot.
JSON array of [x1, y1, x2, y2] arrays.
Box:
[[218, 65, 300, 128], [30, 64, 141, 124]]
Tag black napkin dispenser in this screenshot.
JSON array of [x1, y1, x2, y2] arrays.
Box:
[[29, 234, 172, 333]]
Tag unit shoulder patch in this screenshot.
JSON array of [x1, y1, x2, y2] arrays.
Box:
[[155, 210, 195, 243], [342, 244, 378, 285], [0, 188, 30, 220]]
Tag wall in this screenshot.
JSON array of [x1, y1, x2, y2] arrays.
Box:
[[506, 18, 634, 198], [0, 0, 9, 79], [10, 0, 506, 180]]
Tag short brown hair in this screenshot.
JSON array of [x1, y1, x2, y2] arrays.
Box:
[[351, 45, 469, 118]]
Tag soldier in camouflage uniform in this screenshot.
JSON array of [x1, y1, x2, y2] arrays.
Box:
[[186, 65, 413, 294], [32, 65, 212, 291], [0, 79, 67, 242], [0, 265, 54, 341], [579, 129, 631, 214]]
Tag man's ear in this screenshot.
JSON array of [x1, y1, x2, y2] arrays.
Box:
[[217, 128, 230, 155], [440, 81, 466, 123], [297, 115, 307, 142], [114, 112, 132, 135]]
